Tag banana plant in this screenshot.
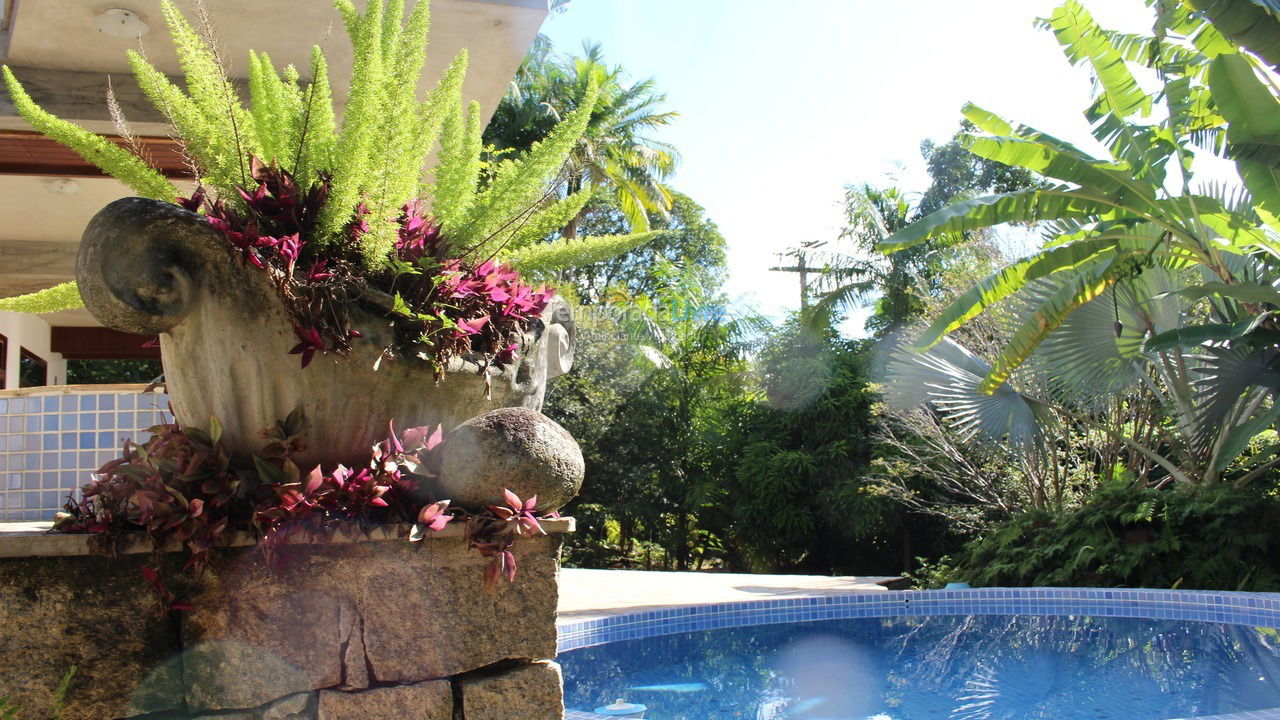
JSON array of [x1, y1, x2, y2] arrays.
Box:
[[880, 0, 1280, 484]]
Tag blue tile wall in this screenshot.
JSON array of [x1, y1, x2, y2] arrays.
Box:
[[557, 588, 1280, 720], [0, 390, 171, 521]]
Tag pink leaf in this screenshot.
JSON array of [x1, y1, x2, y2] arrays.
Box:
[[424, 425, 444, 452], [502, 489, 522, 511], [502, 550, 517, 582], [417, 500, 450, 525], [304, 466, 324, 495]]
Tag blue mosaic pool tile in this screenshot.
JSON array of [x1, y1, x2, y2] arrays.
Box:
[[557, 588, 1280, 654], [0, 390, 171, 520]]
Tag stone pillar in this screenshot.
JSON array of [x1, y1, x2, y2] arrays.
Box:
[[0, 521, 572, 720]]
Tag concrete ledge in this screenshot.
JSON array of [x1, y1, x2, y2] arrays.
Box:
[[0, 518, 575, 558]]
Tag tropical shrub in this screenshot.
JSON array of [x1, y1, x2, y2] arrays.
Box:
[[0, 0, 663, 374], [946, 478, 1280, 591], [880, 0, 1280, 486], [721, 316, 911, 574]]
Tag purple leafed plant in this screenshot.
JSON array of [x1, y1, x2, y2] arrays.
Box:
[[57, 413, 558, 610], [178, 159, 554, 375]]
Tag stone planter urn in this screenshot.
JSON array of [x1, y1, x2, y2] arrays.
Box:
[[0, 196, 593, 719], [76, 196, 578, 469]]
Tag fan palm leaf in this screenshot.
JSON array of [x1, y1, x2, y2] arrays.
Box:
[[885, 337, 1055, 450]]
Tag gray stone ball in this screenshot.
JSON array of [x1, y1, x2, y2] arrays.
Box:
[[437, 407, 584, 512]]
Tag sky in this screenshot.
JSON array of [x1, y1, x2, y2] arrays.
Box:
[[540, 0, 1157, 334]]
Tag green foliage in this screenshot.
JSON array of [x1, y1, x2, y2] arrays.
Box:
[[879, 0, 1280, 487], [950, 479, 1280, 591], [881, 1, 1280, 393], [568, 192, 728, 305], [0, 282, 83, 313], [0, 67, 178, 201], [811, 124, 1043, 336], [66, 359, 163, 385], [1207, 52, 1280, 216], [1189, 0, 1280, 68], [484, 41, 679, 233], [442, 81, 608, 260], [507, 231, 666, 277], [719, 316, 924, 574]]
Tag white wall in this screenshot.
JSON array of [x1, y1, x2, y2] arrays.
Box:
[[0, 311, 66, 388]]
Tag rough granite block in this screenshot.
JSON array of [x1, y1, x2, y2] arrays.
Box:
[[458, 661, 564, 720], [316, 680, 451, 720], [182, 535, 561, 708], [0, 554, 183, 720]]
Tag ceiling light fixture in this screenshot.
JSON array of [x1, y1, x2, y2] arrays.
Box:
[[93, 8, 149, 40], [42, 178, 81, 196]]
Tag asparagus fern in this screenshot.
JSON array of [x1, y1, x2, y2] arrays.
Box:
[[0, 0, 666, 311]]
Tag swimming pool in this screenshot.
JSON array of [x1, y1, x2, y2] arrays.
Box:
[[557, 588, 1280, 720]]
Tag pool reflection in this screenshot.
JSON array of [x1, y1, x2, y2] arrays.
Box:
[[560, 615, 1280, 720]]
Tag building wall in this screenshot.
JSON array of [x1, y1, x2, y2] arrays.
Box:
[[0, 311, 66, 389]]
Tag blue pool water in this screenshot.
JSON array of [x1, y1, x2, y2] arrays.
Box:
[[560, 615, 1280, 719]]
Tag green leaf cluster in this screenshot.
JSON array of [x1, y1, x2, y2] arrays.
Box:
[[949, 478, 1280, 591], [880, 0, 1280, 483]]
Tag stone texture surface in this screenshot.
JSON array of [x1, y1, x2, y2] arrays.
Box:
[[182, 535, 561, 706], [458, 661, 565, 720], [0, 553, 183, 720], [188, 691, 316, 720], [77, 197, 577, 468], [356, 535, 562, 683], [316, 681, 451, 720], [181, 558, 344, 709], [438, 407, 585, 511]]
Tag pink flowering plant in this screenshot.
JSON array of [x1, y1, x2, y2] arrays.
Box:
[[180, 159, 555, 375], [57, 412, 558, 608]]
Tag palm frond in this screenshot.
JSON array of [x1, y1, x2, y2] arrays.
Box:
[[885, 337, 1054, 450]]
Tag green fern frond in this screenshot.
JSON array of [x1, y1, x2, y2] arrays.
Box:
[[292, 46, 337, 188], [0, 282, 84, 313], [158, 0, 258, 182], [248, 51, 287, 163], [127, 50, 241, 198], [333, 0, 361, 37], [450, 80, 601, 255], [412, 49, 468, 198], [381, 0, 408, 59], [359, 0, 433, 264], [378, 0, 431, 211], [1, 67, 178, 200], [433, 100, 485, 236], [504, 231, 667, 276], [317, 0, 386, 244], [500, 190, 594, 252]]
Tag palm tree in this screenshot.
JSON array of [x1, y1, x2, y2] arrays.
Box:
[[807, 184, 924, 335], [485, 42, 679, 237]]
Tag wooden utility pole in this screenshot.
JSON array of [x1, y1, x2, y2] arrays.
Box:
[[770, 241, 826, 310]]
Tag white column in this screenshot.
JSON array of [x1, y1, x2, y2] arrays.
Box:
[[0, 311, 64, 388]]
